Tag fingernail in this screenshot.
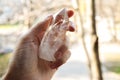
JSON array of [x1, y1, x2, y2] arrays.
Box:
[[69, 21, 75, 32]]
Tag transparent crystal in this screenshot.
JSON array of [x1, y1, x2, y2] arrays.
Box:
[[39, 8, 71, 61]]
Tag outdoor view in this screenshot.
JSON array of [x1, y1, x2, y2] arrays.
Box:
[[0, 0, 120, 80]]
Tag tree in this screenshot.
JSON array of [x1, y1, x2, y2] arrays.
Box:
[[85, 0, 103, 80], [71, 0, 103, 80], [72, 0, 92, 79]]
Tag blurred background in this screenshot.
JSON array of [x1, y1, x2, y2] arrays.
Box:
[[0, 0, 120, 80]]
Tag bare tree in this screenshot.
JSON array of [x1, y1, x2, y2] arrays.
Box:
[[85, 0, 103, 80], [72, 0, 92, 79], [71, 0, 103, 80]]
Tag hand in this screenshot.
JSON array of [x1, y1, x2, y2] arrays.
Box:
[[3, 10, 74, 80], [25, 9, 74, 69]]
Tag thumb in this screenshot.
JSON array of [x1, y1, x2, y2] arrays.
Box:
[[30, 15, 53, 37]]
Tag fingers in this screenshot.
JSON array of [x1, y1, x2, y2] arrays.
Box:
[[30, 15, 53, 35], [57, 21, 75, 32], [29, 10, 74, 40], [50, 45, 71, 69], [67, 10, 74, 18], [55, 49, 71, 63], [55, 45, 71, 64], [30, 9, 74, 36], [29, 15, 53, 43], [54, 10, 74, 24], [61, 50, 71, 63], [54, 9, 75, 32], [50, 50, 71, 69], [68, 21, 75, 32], [54, 45, 68, 59]]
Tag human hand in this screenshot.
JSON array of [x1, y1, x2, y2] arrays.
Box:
[[27, 9, 75, 69], [3, 9, 75, 80]]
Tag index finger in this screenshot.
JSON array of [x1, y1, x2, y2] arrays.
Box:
[[54, 9, 74, 24]]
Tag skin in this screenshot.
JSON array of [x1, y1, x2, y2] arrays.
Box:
[[2, 10, 74, 80]]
